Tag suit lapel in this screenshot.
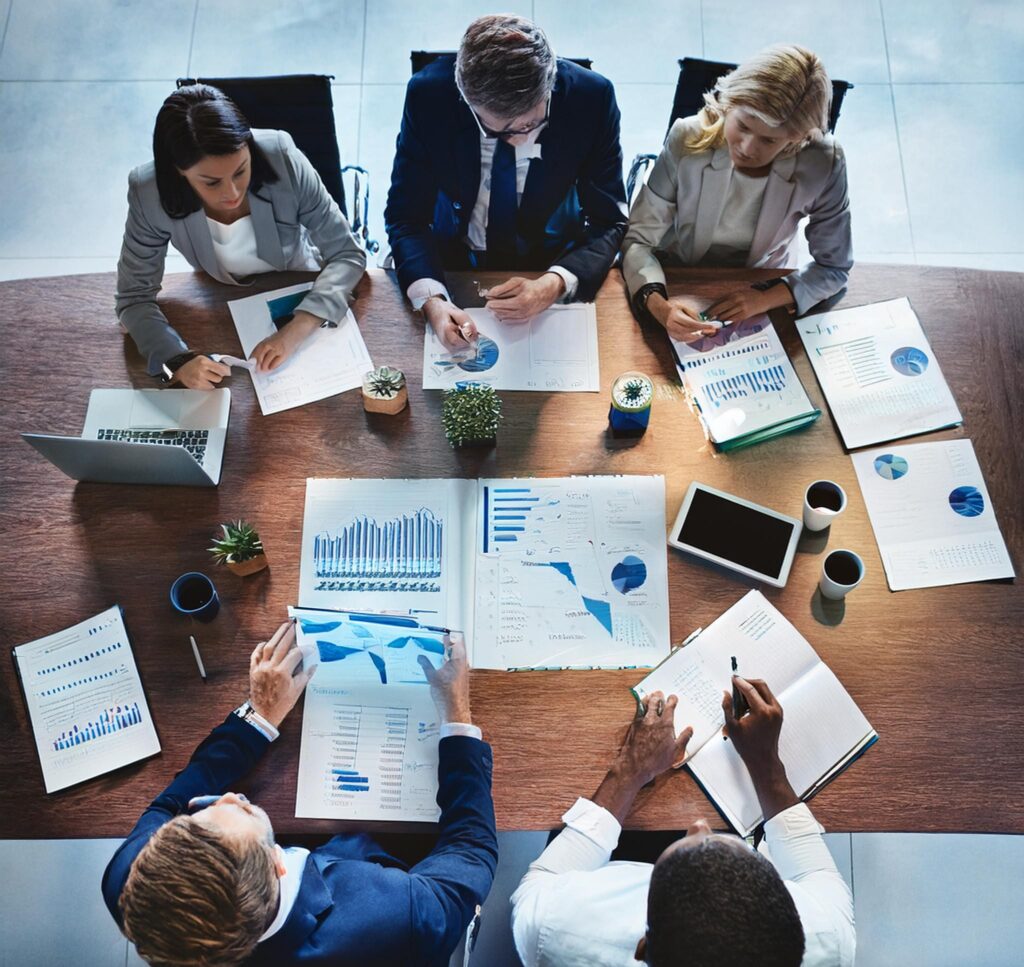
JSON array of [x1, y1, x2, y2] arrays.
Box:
[[182, 209, 231, 282], [251, 858, 333, 961], [749, 152, 797, 264], [691, 145, 733, 263], [455, 102, 481, 210], [249, 192, 286, 269]]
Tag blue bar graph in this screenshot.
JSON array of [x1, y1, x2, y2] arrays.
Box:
[[483, 485, 560, 550], [313, 508, 443, 579], [701, 364, 789, 409], [52, 702, 143, 751], [36, 640, 124, 677]]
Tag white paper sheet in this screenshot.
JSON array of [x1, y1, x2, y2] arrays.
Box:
[[422, 303, 599, 391], [851, 439, 1014, 590], [227, 282, 373, 414], [13, 606, 161, 793], [291, 608, 445, 822], [796, 297, 962, 449]]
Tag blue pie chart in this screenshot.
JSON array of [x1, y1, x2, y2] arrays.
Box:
[[949, 486, 984, 518], [891, 346, 929, 376], [874, 454, 909, 480], [611, 555, 647, 594], [458, 336, 499, 373]]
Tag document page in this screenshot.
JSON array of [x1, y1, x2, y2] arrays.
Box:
[[471, 475, 670, 669], [291, 608, 445, 822], [13, 606, 161, 793], [851, 439, 1014, 590], [796, 297, 961, 448], [673, 319, 817, 443], [422, 303, 599, 392], [228, 283, 373, 414]]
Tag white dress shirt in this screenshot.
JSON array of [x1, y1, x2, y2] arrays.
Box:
[[406, 128, 578, 309], [206, 214, 320, 281], [510, 798, 855, 967], [701, 168, 770, 266]]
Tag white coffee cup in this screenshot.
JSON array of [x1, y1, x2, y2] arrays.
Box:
[[803, 480, 848, 532], [819, 549, 865, 600]]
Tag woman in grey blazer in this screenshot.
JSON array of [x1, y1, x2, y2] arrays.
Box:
[[116, 85, 366, 388], [622, 45, 852, 343]]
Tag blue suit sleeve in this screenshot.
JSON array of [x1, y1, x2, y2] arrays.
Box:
[[406, 735, 499, 957], [100, 714, 270, 925], [554, 78, 628, 302], [385, 77, 447, 296]]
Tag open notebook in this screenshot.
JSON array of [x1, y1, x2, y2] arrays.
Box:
[[633, 590, 876, 836]]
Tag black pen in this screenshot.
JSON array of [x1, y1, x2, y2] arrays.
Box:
[[731, 656, 749, 718]]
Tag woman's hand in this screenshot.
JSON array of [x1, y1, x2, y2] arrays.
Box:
[[705, 284, 792, 324], [173, 355, 231, 389], [250, 310, 321, 373], [648, 294, 718, 342]]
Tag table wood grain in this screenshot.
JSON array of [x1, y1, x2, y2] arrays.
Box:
[[1, 265, 1020, 836]]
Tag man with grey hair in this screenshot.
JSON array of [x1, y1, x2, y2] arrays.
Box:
[[385, 14, 628, 350]]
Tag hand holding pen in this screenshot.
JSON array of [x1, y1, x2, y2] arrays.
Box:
[[421, 295, 479, 352]]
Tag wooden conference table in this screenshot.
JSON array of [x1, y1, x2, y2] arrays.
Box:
[[0, 264, 1021, 838]]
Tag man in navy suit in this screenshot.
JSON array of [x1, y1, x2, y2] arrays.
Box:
[[385, 14, 628, 350], [102, 622, 496, 967]]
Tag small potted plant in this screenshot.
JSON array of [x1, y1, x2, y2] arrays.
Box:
[[441, 384, 503, 448], [362, 365, 408, 415], [209, 520, 269, 577]]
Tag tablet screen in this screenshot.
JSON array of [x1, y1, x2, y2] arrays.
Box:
[[677, 488, 796, 579]]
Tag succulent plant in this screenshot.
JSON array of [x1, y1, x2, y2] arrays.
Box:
[[441, 384, 503, 447], [365, 365, 406, 399], [621, 378, 647, 405], [209, 520, 265, 565]]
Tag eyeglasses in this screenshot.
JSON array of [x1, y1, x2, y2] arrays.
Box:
[[457, 80, 551, 142]]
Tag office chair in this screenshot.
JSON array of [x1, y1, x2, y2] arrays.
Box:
[[626, 57, 854, 205], [410, 51, 594, 74], [175, 74, 379, 254]]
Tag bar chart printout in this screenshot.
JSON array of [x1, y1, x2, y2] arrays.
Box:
[[12, 606, 160, 793]]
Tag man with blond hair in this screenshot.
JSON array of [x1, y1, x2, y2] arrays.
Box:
[[102, 622, 496, 966]]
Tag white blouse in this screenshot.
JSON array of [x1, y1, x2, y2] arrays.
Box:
[[702, 168, 770, 266], [206, 214, 320, 279]]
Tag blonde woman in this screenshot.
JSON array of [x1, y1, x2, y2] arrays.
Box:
[[622, 45, 852, 341]]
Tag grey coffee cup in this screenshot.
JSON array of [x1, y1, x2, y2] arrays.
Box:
[[819, 549, 865, 600], [803, 480, 848, 532]]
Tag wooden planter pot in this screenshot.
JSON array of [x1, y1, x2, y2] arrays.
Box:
[[226, 553, 269, 577], [363, 385, 408, 415]]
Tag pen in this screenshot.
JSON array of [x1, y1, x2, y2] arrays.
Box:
[[731, 656, 748, 718], [190, 635, 207, 680]]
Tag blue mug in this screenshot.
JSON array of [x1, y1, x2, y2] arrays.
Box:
[[170, 572, 220, 622]]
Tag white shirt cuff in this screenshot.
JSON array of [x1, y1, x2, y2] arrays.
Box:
[[562, 797, 622, 852], [440, 722, 483, 741], [547, 266, 579, 303], [763, 802, 823, 839], [245, 710, 279, 743], [407, 277, 451, 311]]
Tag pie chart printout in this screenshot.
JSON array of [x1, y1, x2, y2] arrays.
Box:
[[458, 336, 500, 373], [890, 346, 929, 376], [874, 454, 909, 480], [949, 486, 985, 518], [611, 555, 647, 594]]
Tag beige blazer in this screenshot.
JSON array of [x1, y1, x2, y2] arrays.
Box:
[[116, 129, 366, 375], [622, 116, 853, 315]]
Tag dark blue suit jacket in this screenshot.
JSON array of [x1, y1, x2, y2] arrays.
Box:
[[385, 56, 627, 302], [102, 715, 497, 966]]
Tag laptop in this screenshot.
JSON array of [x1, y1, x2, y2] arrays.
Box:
[[22, 389, 230, 487]]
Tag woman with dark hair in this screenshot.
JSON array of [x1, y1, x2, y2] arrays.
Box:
[[116, 84, 366, 388]]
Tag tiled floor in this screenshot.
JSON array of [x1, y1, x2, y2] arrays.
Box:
[[1, 2, 1022, 965]]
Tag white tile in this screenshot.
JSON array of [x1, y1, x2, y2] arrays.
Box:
[[0, 839, 127, 967], [332, 83, 362, 168], [0, 81, 171, 258], [362, 1, 532, 85], [852, 833, 1024, 967], [916, 252, 1024, 272], [835, 84, 913, 253], [0, 255, 190, 281], [703, 0, 889, 83], [822, 831, 853, 887], [614, 83, 677, 191], [0, 0, 12, 57], [883, 0, 1024, 83], [894, 84, 1024, 253], [535, 0, 702, 86], [355, 84, 407, 255], [190, 0, 365, 84], [0, 0, 193, 80], [856, 253, 917, 265]]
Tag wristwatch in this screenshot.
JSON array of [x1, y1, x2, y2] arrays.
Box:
[[160, 351, 197, 383], [233, 700, 261, 727], [751, 277, 797, 314], [633, 282, 668, 324]]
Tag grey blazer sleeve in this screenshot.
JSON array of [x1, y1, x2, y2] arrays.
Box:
[[785, 143, 853, 315], [115, 173, 188, 376], [620, 141, 679, 300], [275, 130, 367, 323]]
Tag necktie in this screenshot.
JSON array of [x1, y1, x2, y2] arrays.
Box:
[[486, 138, 517, 265]]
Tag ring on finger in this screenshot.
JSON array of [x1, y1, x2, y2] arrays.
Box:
[[656, 699, 665, 717]]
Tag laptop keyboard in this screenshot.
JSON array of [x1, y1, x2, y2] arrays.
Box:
[[96, 428, 208, 461]]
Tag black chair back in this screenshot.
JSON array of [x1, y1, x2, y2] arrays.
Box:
[[667, 57, 853, 137], [410, 51, 593, 75], [176, 74, 347, 215]]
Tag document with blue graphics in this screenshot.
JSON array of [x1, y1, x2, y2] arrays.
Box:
[[289, 607, 444, 822], [298, 475, 670, 670]]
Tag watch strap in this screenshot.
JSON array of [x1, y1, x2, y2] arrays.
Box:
[[160, 351, 197, 383], [633, 282, 668, 325]]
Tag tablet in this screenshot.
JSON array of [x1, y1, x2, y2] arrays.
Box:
[[668, 482, 801, 588]]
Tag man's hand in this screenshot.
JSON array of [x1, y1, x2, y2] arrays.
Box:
[[422, 296, 479, 351], [722, 676, 799, 821], [592, 691, 694, 823], [249, 622, 317, 728], [250, 310, 321, 373], [648, 294, 718, 342], [484, 273, 564, 321], [417, 632, 471, 724], [705, 284, 791, 325], [173, 355, 231, 389]]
